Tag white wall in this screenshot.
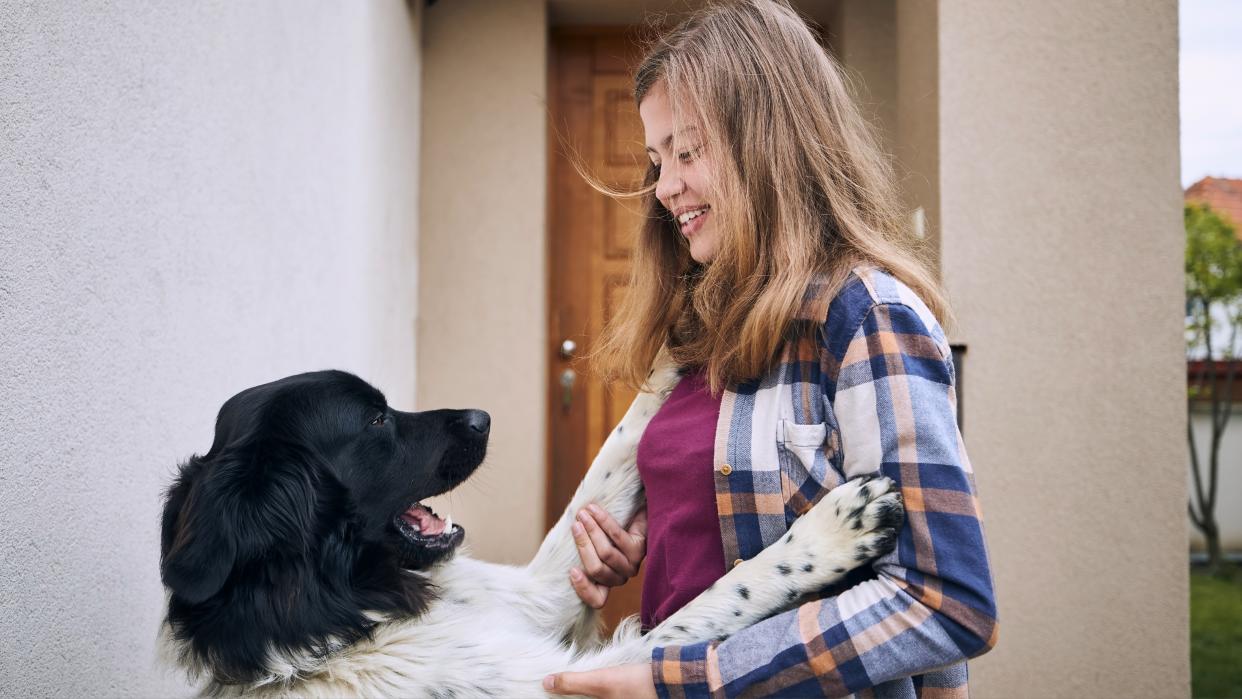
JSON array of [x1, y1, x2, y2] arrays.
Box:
[[1189, 407, 1242, 551], [0, 2, 422, 695]]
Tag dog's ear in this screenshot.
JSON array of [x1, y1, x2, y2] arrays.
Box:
[[161, 445, 321, 605], [160, 456, 238, 604]]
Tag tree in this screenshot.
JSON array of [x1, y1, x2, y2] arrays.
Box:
[[1185, 201, 1242, 574]]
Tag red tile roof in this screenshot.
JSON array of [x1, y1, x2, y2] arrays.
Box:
[[1186, 177, 1242, 234]]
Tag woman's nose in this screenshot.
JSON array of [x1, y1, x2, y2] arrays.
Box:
[[655, 166, 685, 204]]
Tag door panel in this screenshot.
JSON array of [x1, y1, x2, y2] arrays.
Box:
[[547, 30, 649, 630]]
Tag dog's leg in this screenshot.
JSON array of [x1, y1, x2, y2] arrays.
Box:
[[569, 475, 903, 671], [647, 475, 903, 646], [519, 354, 682, 642]]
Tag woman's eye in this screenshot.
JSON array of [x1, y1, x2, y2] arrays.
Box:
[[370, 414, 387, 427], [677, 147, 700, 163]]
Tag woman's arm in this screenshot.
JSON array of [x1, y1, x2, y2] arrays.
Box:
[[651, 301, 998, 698]]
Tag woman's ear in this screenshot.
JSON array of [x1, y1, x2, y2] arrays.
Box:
[[160, 458, 237, 604]]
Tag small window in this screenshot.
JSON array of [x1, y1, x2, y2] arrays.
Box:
[[950, 344, 966, 432]]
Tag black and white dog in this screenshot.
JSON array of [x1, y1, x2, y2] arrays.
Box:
[[160, 357, 903, 697]]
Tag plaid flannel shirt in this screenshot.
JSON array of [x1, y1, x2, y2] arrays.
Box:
[[651, 266, 998, 698]]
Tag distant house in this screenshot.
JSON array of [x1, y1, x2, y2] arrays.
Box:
[[1185, 176, 1242, 556], [1186, 176, 1242, 231]]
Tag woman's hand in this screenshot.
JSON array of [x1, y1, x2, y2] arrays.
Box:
[[543, 664, 657, 698], [570, 504, 648, 608]]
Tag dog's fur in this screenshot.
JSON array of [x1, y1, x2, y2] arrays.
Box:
[[160, 358, 904, 697]]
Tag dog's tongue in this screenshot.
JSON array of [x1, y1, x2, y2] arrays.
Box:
[[401, 504, 446, 536]]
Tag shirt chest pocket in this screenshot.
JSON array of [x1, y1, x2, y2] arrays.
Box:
[[778, 419, 829, 473]]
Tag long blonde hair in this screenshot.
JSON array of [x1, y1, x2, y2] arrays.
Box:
[[591, 0, 948, 394]]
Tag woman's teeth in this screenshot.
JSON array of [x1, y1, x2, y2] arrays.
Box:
[[677, 207, 710, 224]]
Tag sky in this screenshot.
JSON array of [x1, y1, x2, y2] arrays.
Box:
[[1180, 0, 1242, 188]]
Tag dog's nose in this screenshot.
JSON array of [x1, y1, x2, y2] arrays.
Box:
[[462, 410, 490, 435]]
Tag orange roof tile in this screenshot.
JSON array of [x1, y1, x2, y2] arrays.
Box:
[[1187, 177, 1242, 235]]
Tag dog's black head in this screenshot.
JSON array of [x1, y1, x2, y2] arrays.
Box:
[[159, 370, 488, 685]]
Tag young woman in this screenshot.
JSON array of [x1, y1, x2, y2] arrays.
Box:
[[545, 1, 997, 696]]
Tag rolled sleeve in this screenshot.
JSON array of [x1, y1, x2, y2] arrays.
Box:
[[652, 642, 717, 699]]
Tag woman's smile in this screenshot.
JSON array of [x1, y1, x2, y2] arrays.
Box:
[[675, 205, 711, 237]]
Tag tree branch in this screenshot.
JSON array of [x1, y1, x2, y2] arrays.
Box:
[[1188, 501, 1205, 532], [1216, 320, 1241, 433], [1189, 412, 1208, 519]]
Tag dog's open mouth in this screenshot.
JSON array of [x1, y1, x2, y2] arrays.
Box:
[[394, 502, 465, 552]]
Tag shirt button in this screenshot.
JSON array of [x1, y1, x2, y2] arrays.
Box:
[[720, 463, 733, 475], [733, 558, 743, 568]]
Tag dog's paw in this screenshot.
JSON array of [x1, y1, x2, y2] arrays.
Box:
[[799, 474, 904, 563]]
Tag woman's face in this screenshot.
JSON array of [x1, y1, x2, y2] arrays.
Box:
[[639, 82, 719, 264]]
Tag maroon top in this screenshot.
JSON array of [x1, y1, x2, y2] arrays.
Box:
[[638, 367, 726, 630]]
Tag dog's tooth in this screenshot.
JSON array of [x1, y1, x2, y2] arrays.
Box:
[[445, 515, 453, 532]]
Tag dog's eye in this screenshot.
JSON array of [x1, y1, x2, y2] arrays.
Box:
[[370, 414, 388, 427]]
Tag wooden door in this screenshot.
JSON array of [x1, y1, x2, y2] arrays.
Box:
[[547, 29, 650, 629]]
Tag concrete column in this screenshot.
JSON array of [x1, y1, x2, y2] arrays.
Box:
[[419, 0, 548, 564], [934, 1, 1186, 695]]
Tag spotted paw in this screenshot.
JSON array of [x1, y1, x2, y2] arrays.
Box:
[[799, 474, 905, 563]]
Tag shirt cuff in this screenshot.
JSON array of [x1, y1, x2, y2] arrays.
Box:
[[651, 642, 718, 699]]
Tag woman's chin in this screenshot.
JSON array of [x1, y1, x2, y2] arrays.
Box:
[[688, 236, 718, 264]]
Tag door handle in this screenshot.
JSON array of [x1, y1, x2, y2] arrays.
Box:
[[560, 368, 576, 411]]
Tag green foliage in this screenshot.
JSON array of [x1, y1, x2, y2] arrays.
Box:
[[1191, 567, 1242, 699], [1186, 202, 1242, 302], [1186, 203, 1242, 356]]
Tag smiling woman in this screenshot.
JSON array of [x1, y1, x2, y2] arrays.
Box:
[[588, 1, 948, 399], [551, 1, 997, 697]]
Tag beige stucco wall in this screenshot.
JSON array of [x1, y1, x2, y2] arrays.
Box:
[[829, 0, 897, 157], [418, 0, 549, 565], [893, 0, 941, 263], [936, 0, 1187, 696], [833, 0, 940, 264]]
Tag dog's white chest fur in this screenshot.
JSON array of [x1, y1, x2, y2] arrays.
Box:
[[294, 561, 583, 698]]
